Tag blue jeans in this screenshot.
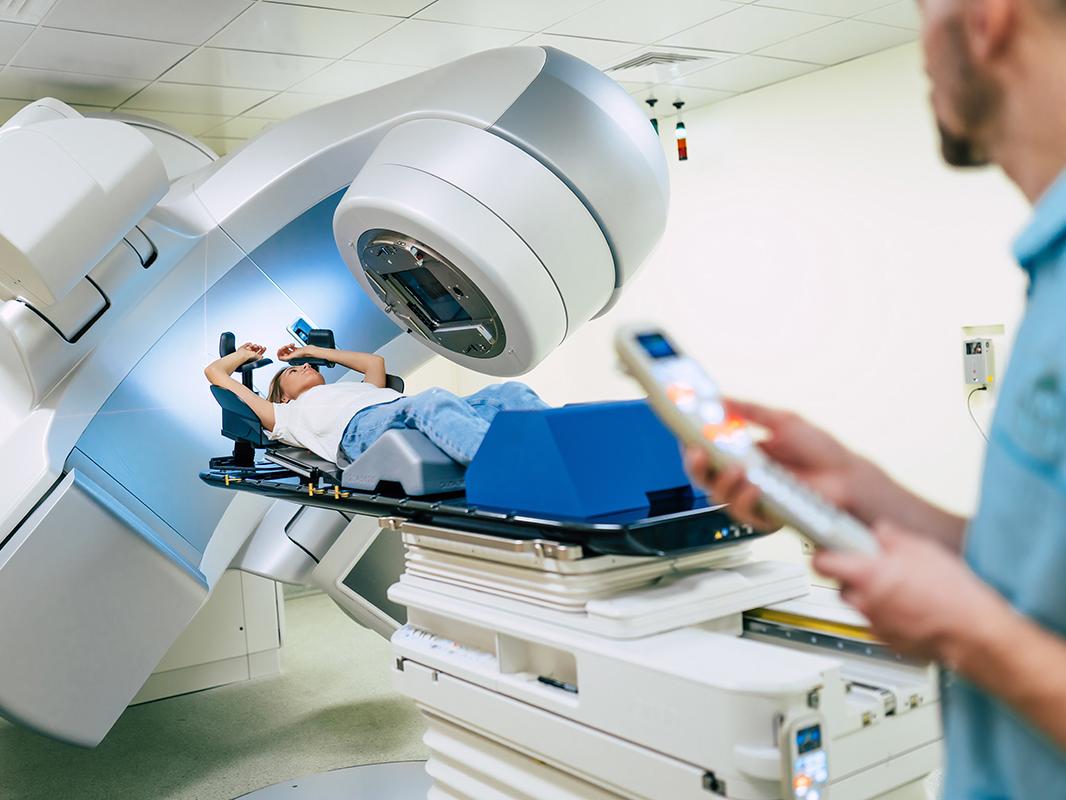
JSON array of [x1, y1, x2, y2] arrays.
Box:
[[339, 382, 548, 466]]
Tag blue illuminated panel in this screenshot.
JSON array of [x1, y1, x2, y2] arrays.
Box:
[[72, 191, 401, 556]]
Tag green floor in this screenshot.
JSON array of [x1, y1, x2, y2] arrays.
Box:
[[0, 594, 428, 800]]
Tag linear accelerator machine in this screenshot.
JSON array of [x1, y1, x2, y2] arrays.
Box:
[[0, 46, 939, 799]]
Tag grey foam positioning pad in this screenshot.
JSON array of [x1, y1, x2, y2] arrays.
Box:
[[341, 429, 465, 495]]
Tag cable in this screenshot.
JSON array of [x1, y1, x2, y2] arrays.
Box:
[[967, 386, 989, 442]]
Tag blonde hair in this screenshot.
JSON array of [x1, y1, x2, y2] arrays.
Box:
[[268, 369, 287, 403]]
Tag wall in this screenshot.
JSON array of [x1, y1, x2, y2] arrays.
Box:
[[458, 42, 1031, 520]]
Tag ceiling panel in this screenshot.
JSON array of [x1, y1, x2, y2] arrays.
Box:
[[548, 0, 737, 45], [42, 0, 251, 46], [120, 82, 273, 115], [199, 136, 245, 156], [348, 19, 526, 67], [13, 27, 191, 80], [753, 0, 891, 16], [162, 48, 330, 91], [204, 115, 273, 138], [292, 60, 423, 95], [416, 0, 602, 33], [269, 0, 432, 16], [675, 54, 818, 92], [636, 84, 734, 114], [0, 0, 56, 25], [0, 65, 146, 105], [759, 19, 914, 65], [0, 0, 926, 140], [0, 96, 28, 118], [210, 4, 399, 59], [662, 5, 834, 53], [243, 91, 345, 120], [517, 34, 639, 70], [859, 1, 920, 30], [116, 109, 231, 136], [0, 21, 31, 62]]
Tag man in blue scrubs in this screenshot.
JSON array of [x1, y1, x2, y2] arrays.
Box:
[[687, 0, 1066, 796]]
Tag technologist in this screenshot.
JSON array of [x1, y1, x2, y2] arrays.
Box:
[[686, 0, 1066, 796]]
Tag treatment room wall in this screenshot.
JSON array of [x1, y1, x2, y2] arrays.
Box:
[[458, 42, 1030, 520]]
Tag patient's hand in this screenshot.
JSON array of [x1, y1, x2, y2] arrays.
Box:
[[237, 342, 266, 363], [277, 343, 316, 362]]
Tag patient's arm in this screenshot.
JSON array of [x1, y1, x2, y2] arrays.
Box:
[[277, 344, 387, 389], [203, 342, 277, 430]]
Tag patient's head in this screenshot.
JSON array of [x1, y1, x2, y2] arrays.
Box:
[[268, 363, 325, 403]]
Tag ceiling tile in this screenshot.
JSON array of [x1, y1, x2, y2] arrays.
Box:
[[858, 1, 921, 30], [348, 19, 526, 67], [645, 85, 734, 117], [416, 0, 602, 33], [268, 0, 431, 16], [517, 34, 639, 70], [210, 3, 399, 59], [204, 115, 273, 138], [113, 109, 231, 137], [13, 28, 191, 80], [662, 5, 835, 53], [161, 48, 330, 91], [0, 0, 56, 25], [43, 0, 251, 46], [0, 66, 146, 105], [121, 82, 272, 115], [0, 21, 31, 62], [753, 0, 890, 16], [0, 96, 28, 122], [759, 19, 914, 64], [67, 103, 114, 116], [199, 136, 245, 156], [291, 60, 423, 95], [675, 54, 818, 92], [242, 91, 345, 119], [548, 0, 737, 45]]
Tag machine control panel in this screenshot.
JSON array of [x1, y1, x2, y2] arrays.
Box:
[[786, 720, 828, 799], [615, 323, 878, 555]]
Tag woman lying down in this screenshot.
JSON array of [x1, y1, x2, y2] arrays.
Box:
[[204, 341, 548, 467]]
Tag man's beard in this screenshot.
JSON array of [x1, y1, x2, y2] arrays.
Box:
[[936, 18, 999, 168], [938, 120, 990, 167]]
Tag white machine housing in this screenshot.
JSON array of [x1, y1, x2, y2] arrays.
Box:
[[385, 518, 942, 800], [0, 46, 669, 747]]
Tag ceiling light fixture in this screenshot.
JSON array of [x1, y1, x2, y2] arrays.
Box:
[[673, 100, 687, 162], [645, 97, 659, 135]]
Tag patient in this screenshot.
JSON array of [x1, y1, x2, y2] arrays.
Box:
[[204, 341, 547, 466]]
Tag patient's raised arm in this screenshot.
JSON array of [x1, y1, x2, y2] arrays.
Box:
[[203, 342, 276, 431], [277, 343, 387, 389]]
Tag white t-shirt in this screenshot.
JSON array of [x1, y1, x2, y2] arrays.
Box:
[[269, 381, 401, 462]]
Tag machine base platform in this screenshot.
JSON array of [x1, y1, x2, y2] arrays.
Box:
[[235, 761, 431, 799]]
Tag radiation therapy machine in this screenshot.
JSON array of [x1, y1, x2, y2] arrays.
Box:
[[0, 44, 940, 799]]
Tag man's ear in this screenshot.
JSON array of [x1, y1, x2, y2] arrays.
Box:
[[965, 0, 1017, 63]]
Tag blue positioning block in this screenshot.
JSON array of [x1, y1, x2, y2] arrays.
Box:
[[465, 400, 706, 519]]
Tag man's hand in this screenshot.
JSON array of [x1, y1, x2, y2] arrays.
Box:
[[277, 343, 317, 362], [236, 342, 266, 365], [814, 522, 1008, 663], [684, 399, 869, 531]]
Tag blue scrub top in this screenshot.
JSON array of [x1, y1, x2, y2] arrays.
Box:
[[944, 170, 1066, 798]]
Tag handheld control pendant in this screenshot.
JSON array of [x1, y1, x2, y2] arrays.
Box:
[[614, 324, 879, 555]]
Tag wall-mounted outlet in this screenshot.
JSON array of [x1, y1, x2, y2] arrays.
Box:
[[962, 324, 1004, 388], [963, 338, 994, 387]]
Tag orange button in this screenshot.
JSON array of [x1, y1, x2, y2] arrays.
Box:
[[666, 383, 695, 404]]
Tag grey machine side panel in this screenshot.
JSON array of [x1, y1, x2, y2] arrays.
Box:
[[0, 470, 207, 747], [340, 429, 466, 495], [490, 46, 670, 313]]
